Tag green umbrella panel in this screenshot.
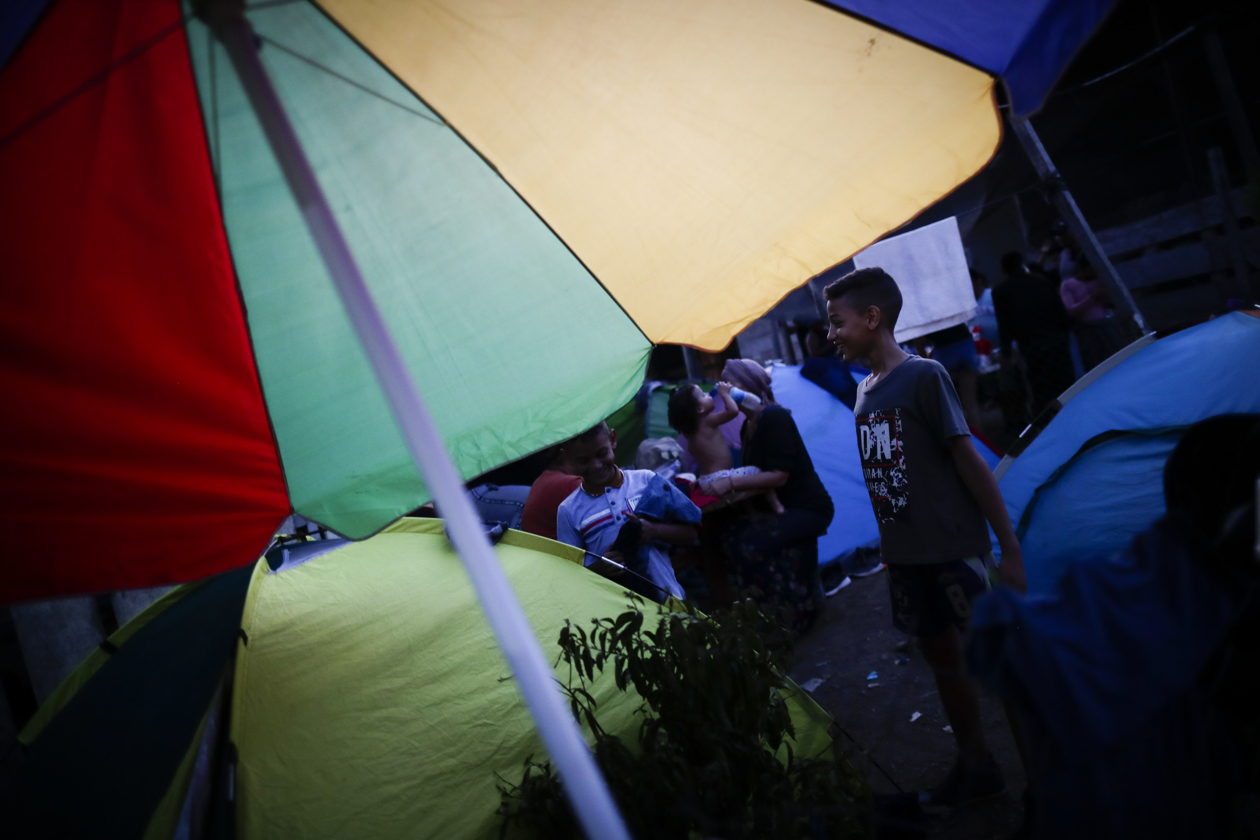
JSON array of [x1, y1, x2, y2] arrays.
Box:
[[184, 2, 651, 538]]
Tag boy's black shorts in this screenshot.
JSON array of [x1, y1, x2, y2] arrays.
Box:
[[887, 554, 997, 638]]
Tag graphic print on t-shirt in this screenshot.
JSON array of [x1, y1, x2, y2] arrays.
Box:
[[855, 408, 908, 523]]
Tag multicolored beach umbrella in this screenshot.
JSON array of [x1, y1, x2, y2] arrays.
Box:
[[1, 0, 1108, 603]]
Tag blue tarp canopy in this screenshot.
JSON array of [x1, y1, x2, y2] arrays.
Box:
[[822, 0, 1116, 115], [7, 1, 1116, 116], [997, 312, 1260, 595]]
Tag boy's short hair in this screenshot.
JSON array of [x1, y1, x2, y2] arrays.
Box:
[[823, 267, 903, 332], [667, 385, 702, 436]]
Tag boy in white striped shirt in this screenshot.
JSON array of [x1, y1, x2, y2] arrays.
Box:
[[555, 422, 700, 601]]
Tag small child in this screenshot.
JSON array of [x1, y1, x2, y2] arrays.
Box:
[[825, 266, 1026, 811], [668, 382, 784, 513], [555, 422, 701, 602]]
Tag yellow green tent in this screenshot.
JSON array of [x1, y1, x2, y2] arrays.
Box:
[[10, 520, 837, 839]]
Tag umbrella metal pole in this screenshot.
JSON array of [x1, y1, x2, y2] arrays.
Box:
[[1009, 116, 1151, 338], [206, 10, 632, 840]]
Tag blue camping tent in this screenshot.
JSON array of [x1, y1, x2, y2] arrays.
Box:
[[771, 365, 880, 564], [996, 311, 1260, 595]]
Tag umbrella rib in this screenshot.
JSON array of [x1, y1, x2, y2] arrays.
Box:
[[256, 34, 445, 127], [0, 16, 185, 151], [301, 1, 653, 347], [208, 28, 221, 187]]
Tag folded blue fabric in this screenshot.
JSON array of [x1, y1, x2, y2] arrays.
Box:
[[632, 473, 702, 525]]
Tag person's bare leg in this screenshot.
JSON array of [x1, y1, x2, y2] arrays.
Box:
[[954, 369, 982, 432], [918, 627, 989, 764]]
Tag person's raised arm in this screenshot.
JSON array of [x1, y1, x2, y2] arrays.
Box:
[[704, 382, 739, 427], [714, 469, 787, 497], [949, 436, 1025, 593]]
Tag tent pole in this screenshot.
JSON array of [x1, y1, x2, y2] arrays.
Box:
[[1009, 116, 1151, 338], [200, 7, 632, 839]]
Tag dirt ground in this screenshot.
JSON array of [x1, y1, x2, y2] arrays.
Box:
[[790, 570, 1026, 840]]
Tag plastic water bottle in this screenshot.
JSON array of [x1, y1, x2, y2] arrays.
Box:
[[710, 386, 760, 409]]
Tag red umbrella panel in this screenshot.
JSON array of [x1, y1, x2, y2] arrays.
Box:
[[1, 0, 290, 602]]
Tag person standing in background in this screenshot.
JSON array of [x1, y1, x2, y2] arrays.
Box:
[[1051, 220, 1079, 283], [968, 268, 999, 353], [1059, 259, 1124, 372], [992, 252, 1076, 415]]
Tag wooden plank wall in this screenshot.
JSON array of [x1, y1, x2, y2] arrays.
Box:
[[1099, 187, 1257, 332]]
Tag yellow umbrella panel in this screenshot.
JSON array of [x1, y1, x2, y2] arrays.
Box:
[[321, 0, 1000, 350]]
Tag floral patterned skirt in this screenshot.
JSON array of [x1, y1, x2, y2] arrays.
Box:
[[719, 507, 829, 634]]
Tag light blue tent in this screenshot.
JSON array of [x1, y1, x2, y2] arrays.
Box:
[[771, 365, 881, 564], [996, 312, 1260, 595]]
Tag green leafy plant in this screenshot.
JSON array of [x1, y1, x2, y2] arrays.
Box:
[[498, 597, 872, 839]]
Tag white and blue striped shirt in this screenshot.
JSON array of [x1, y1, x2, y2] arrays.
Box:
[[556, 469, 696, 599]]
